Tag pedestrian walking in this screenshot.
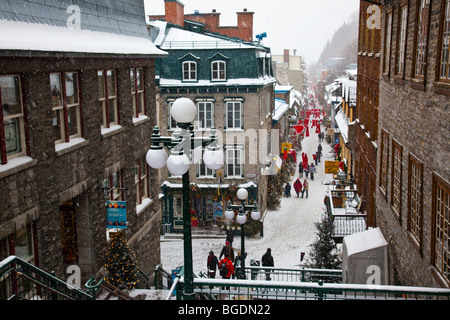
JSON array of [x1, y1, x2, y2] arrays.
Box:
[[318, 143, 323, 156], [284, 183, 292, 197], [305, 164, 309, 179], [302, 179, 309, 198], [293, 178, 303, 198], [298, 162, 303, 178], [207, 251, 219, 278], [225, 228, 234, 246], [261, 248, 274, 280], [219, 253, 234, 279], [316, 150, 321, 163], [309, 163, 316, 180], [219, 241, 235, 262]]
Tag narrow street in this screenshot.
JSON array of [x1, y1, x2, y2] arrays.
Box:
[[160, 118, 335, 274]]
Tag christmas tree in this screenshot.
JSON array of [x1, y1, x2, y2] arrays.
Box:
[[104, 232, 140, 292], [304, 214, 341, 271], [267, 172, 283, 210]]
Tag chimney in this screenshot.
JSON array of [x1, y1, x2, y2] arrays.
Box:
[[284, 49, 290, 63], [164, 0, 185, 27], [237, 9, 254, 41]]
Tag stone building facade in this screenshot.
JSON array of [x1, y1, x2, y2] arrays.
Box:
[[377, 0, 450, 288], [0, 0, 166, 288], [149, 5, 276, 233], [352, 0, 382, 228]]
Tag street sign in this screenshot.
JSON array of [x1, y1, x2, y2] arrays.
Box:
[[325, 161, 340, 174], [107, 201, 127, 229]]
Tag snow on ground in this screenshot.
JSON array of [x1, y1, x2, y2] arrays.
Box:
[[160, 119, 335, 275]]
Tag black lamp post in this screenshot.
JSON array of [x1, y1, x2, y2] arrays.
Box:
[[146, 98, 224, 300], [224, 187, 260, 279]]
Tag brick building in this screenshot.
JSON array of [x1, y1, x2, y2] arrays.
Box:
[[377, 0, 449, 287], [148, 0, 254, 42], [0, 0, 166, 289], [351, 0, 382, 228]]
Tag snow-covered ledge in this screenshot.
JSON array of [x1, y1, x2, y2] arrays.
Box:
[[55, 137, 88, 156], [0, 156, 37, 179]]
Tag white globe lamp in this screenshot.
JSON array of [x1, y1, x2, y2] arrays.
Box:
[[237, 188, 248, 201], [203, 147, 224, 170], [166, 151, 190, 176], [146, 146, 168, 169], [171, 98, 197, 124], [236, 213, 247, 225]]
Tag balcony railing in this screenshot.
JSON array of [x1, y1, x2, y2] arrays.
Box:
[[0, 256, 93, 300]]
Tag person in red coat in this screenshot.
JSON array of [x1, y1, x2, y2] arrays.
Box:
[[293, 179, 303, 198], [219, 254, 234, 279]]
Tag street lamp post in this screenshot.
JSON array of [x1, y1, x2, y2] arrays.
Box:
[[224, 187, 260, 279], [146, 98, 224, 300]]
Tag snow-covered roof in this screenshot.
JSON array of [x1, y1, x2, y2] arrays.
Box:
[[272, 98, 289, 121], [157, 25, 255, 50], [0, 19, 167, 56], [343, 228, 388, 257], [335, 110, 348, 143]]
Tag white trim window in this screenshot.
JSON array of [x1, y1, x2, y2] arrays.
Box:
[[131, 67, 145, 119], [197, 100, 214, 129], [225, 145, 243, 178], [226, 100, 242, 129], [211, 61, 226, 81], [98, 69, 118, 129], [0, 75, 27, 164], [198, 148, 214, 178], [183, 61, 197, 81], [167, 100, 178, 130], [50, 72, 81, 144]]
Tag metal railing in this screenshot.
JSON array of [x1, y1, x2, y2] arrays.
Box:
[[174, 277, 450, 301], [243, 266, 342, 283], [0, 256, 93, 300]]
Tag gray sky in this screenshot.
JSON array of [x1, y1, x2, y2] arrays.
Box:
[[144, 0, 360, 64]]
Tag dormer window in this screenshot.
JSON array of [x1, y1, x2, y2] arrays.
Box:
[[211, 61, 226, 81], [182, 61, 197, 81]]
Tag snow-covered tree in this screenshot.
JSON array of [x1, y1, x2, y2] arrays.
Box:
[[304, 214, 341, 271]]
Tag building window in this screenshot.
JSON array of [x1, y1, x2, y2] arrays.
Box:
[[379, 130, 389, 194], [432, 175, 450, 285], [396, 3, 409, 75], [408, 155, 423, 245], [103, 170, 124, 201], [439, 0, 450, 81], [50, 72, 81, 144], [391, 140, 403, 216], [98, 70, 118, 129], [0, 75, 27, 165], [198, 148, 214, 178], [131, 67, 145, 118], [226, 101, 242, 129], [384, 11, 393, 74], [135, 156, 150, 205], [197, 101, 214, 129], [211, 61, 226, 81], [413, 0, 431, 78], [14, 224, 34, 261], [225, 146, 243, 178], [167, 100, 178, 130], [183, 61, 197, 81]]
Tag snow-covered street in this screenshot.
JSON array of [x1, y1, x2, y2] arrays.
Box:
[[160, 121, 335, 275]]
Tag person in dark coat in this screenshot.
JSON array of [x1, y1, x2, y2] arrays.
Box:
[[261, 248, 274, 280], [207, 251, 219, 278], [293, 179, 303, 197], [298, 163, 304, 178], [284, 183, 292, 197], [225, 228, 234, 246], [219, 241, 235, 262]]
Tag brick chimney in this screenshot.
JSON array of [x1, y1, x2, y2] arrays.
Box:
[[284, 49, 290, 63], [164, 0, 184, 28]]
